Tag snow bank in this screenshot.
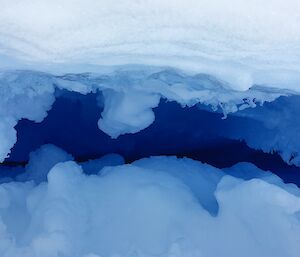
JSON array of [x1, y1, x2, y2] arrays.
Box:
[[1, 1, 300, 92], [0, 151, 299, 257]]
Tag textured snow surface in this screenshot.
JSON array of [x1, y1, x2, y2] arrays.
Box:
[[1, 0, 300, 91], [0, 146, 300, 257]]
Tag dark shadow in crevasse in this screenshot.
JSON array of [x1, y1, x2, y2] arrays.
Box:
[[3, 89, 300, 186]]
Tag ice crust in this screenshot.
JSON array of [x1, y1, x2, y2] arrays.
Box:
[[0, 146, 299, 257]]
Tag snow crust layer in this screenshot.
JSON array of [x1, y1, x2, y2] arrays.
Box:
[[1, 1, 300, 91], [0, 146, 299, 257]]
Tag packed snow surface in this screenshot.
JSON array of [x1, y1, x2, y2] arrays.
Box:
[[1, 0, 300, 92], [0, 145, 300, 257]]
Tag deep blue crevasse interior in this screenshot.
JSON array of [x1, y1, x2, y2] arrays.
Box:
[[3, 89, 300, 185]]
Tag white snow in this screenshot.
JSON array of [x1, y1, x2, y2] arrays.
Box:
[[0, 153, 299, 257], [0, 71, 55, 161], [19, 144, 74, 184], [0, 0, 300, 92], [98, 89, 160, 138]]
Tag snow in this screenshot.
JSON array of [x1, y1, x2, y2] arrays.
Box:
[[0, 71, 55, 161], [19, 144, 74, 184], [0, 0, 300, 92], [80, 154, 124, 175], [0, 2, 300, 256], [98, 89, 160, 138], [133, 156, 224, 215], [0, 116, 17, 162], [0, 152, 299, 257]]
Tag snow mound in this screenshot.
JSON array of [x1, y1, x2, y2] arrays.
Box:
[[0, 153, 299, 257]]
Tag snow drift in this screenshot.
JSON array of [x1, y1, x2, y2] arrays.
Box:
[[0, 149, 300, 257], [1, 0, 300, 92]]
